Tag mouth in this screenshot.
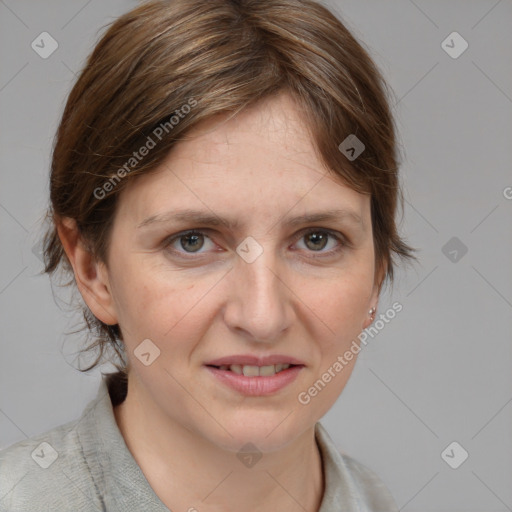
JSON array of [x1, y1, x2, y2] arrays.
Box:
[[205, 363, 302, 377], [204, 363, 304, 395]]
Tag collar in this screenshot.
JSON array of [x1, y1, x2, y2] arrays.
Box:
[[74, 376, 394, 511]]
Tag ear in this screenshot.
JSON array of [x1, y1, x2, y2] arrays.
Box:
[[56, 217, 118, 325], [361, 258, 387, 330]]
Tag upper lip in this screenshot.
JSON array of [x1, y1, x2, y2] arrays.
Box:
[[205, 354, 305, 366]]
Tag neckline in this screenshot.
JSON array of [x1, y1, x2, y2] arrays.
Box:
[[78, 375, 362, 511]]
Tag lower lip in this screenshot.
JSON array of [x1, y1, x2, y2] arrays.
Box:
[[205, 365, 303, 396]]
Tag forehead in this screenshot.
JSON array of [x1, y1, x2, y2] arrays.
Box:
[[119, 92, 370, 228], [176, 92, 319, 169]]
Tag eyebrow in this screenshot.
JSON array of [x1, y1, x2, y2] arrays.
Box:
[[137, 208, 364, 231]]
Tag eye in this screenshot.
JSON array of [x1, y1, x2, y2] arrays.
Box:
[[294, 228, 345, 256], [165, 230, 216, 255], [163, 227, 347, 260]]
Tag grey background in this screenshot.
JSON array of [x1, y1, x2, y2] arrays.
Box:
[[1, 0, 511, 510]]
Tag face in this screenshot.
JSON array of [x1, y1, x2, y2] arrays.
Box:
[[91, 92, 381, 452]]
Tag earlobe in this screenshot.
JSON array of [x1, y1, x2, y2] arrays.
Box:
[[361, 261, 385, 330], [56, 217, 118, 325], [362, 304, 378, 330]]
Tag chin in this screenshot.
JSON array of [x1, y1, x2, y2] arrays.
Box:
[[204, 414, 311, 454]]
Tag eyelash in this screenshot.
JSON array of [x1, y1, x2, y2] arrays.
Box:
[[163, 228, 348, 260]]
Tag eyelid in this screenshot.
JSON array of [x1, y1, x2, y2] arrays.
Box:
[[296, 226, 347, 242], [163, 226, 349, 258], [293, 227, 349, 255], [163, 228, 218, 255]]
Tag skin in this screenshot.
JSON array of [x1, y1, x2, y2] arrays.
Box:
[[58, 91, 384, 512]]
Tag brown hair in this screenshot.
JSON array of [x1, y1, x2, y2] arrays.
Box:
[[42, 0, 416, 381]]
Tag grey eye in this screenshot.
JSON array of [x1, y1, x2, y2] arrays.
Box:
[[179, 232, 205, 252], [303, 232, 329, 251]]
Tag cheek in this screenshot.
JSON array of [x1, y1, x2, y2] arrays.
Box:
[[311, 271, 373, 332], [111, 260, 215, 348], [303, 276, 370, 414], [108, 259, 177, 335]]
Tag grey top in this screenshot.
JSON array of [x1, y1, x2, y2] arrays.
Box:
[[0, 378, 398, 511]]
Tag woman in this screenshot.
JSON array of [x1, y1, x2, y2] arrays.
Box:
[[0, 0, 415, 510]]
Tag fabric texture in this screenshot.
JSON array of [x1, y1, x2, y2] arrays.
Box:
[[0, 377, 398, 511]]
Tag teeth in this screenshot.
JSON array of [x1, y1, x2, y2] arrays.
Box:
[[230, 364, 243, 375], [242, 365, 260, 377], [218, 363, 292, 376], [259, 365, 276, 376]]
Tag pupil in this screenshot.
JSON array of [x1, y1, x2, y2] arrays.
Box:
[[181, 233, 204, 252], [306, 232, 327, 251]]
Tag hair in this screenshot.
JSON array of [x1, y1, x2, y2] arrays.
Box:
[[42, 0, 416, 386]]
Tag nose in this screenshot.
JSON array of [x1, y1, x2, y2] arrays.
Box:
[[222, 245, 295, 344]]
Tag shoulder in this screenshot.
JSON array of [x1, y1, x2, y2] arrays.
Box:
[[315, 422, 398, 512], [0, 402, 104, 511], [338, 452, 398, 511]]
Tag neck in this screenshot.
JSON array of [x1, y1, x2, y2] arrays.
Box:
[[113, 376, 324, 512]]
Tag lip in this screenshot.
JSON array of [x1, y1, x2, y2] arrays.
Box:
[[205, 354, 305, 366], [205, 364, 304, 396]]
